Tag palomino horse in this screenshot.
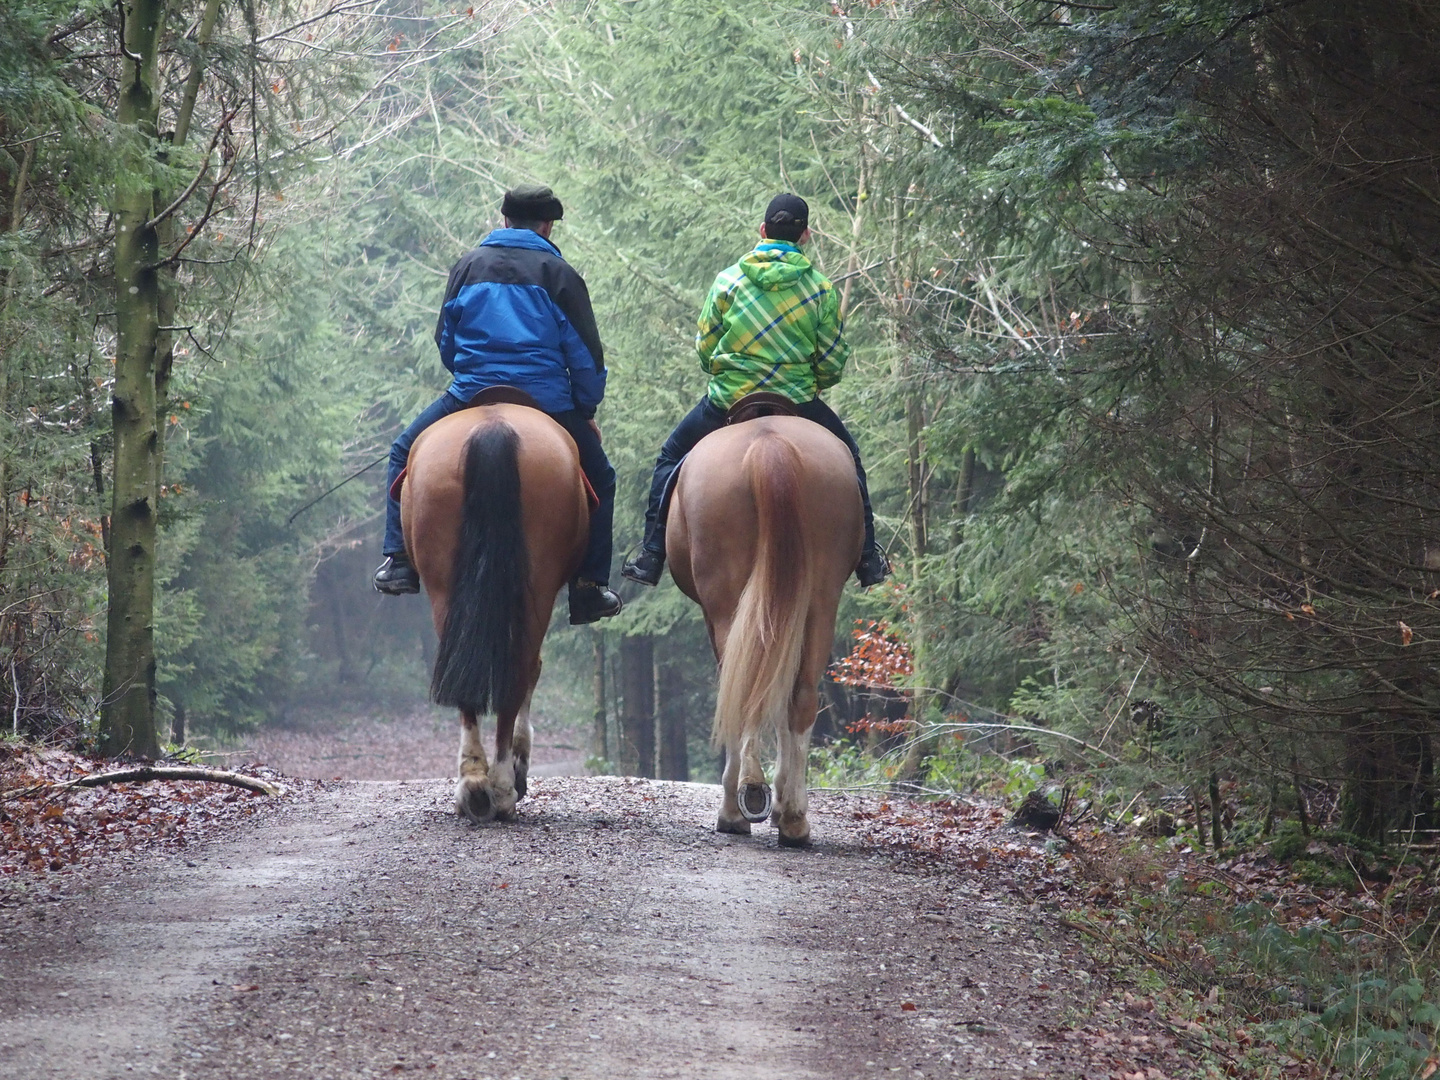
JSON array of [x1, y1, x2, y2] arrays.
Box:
[[401, 398, 588, 822], [667, 411, 863, 846]]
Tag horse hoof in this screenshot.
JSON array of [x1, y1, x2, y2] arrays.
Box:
[[716, 816, 752, 835], [456, 780, 495, 824], [739, 783, 772, 823], [777, 828, 812, 849], [514, 760, 529, 800]]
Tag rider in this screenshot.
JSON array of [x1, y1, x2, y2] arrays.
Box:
[[621, 193, 889, 589], [373, 184, 623, 625]]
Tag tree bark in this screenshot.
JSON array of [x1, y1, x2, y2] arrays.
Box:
[[322, 567, 355, 683], [951, 445, 975, 548], [591, 629, 608, 766], [1208, 769, 1224, 849], [102, 0, 167, 759], [153, 0, 222, 512], [618, 634, 654, 777], [169, 692, 186, 746], [906, 386, 928, 559], [655, 647, 688, 781]]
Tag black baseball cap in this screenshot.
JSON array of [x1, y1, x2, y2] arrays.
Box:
[[763, 193, 809, 241]]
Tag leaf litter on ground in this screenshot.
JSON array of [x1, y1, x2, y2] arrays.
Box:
[[0, 743, 304, 887]]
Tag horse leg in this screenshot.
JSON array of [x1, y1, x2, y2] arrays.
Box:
[[511, 685, 535, 801], [772, 682, 818, 847], [736, 730, 772, 824], [455, 710, 495, 823], [715, 743, 751, 835], [488, 701, 520, 820]]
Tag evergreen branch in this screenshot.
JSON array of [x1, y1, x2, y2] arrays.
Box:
[[144, 120, 228, 232]]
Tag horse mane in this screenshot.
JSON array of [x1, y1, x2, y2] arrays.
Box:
[[430, 422, 530, 716], [712, 433, 811, 748]]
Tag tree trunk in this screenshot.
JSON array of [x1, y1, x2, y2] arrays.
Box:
[[591, 629, 608, 767], [618, 634, 654, 777], [906, 388, 928, 559], [1208, 769, 1224, 849], [322, 567, 355, 683], [153, 0, 221, 511], [655, 647, 688, 781], [951, 445, 975, 548], [169, 691, 186, 746], [102, 0, 167, 759]]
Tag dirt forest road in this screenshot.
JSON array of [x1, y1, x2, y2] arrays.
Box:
[[1, 776, 1198, 1080]]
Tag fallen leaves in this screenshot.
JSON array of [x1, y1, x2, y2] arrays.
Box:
[[0, 745, 291, 884]]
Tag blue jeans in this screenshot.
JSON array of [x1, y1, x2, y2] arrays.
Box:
[[639, 397, 877, 557], [385, 394, 616, 586]]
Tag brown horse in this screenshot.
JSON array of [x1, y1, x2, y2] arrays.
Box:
[[667, 415, 863, 846], [401, 402, 587, 822]]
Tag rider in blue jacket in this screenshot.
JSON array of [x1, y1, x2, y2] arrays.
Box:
[[373, 185, 622, 625]]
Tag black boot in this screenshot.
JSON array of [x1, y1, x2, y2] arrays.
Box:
[[620, 548, 665, 587], [374, 553, 420, 595], [855, 547, 891, 588], [569, 580, 623, 625]]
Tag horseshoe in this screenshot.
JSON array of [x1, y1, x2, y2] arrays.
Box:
[[739, 782, 773, 823]]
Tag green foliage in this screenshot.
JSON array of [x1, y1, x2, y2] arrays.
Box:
[[1267, 824, 1309, 863]]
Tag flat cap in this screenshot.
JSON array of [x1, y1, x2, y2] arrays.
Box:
[[501, 184, 564, 221]]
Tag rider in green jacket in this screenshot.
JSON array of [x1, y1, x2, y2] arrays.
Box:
[[622, 193, 889, 589]]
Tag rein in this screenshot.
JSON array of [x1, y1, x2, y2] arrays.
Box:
[[285, 454, 387, 526]]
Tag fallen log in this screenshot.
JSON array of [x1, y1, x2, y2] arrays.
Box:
[[61, 766, 284, 797]]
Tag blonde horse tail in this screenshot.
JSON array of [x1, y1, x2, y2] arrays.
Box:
[[713, 433, 811, 750]]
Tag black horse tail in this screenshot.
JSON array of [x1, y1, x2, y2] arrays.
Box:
[[430, 422, 529, 716]]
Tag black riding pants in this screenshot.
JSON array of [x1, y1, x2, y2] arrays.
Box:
[[638, 396, 876, 557]]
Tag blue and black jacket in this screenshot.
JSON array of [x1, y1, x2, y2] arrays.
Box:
[[435, 228, 606, 416]]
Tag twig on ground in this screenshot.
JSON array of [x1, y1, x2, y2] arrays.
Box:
[[58, 765, 284, 796]]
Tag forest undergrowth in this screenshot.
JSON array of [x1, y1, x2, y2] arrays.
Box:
[[813, 738, 1440, 1080]]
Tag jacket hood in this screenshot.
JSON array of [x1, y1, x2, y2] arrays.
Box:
[[480, 227, 562, 256], [739, 244, 811, 290]]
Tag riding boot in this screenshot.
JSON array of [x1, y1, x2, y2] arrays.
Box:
[[621, 546, 665, 587], [855, 546, 891, 588], [569, 580, 623, 624], [374, 553, 420, 595]]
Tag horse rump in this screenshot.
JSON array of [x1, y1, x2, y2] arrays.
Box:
[[430, 422, 530, 716], [712, 433, 810, 748]]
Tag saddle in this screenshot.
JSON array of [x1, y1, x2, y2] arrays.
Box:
[[724, 391, 798, 425], [467, 385, 544, 410], [389, 385, 598, 510]]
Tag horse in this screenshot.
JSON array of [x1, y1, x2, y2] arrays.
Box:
[[400, 396, 588, 823], [666, 410, 863, 846]]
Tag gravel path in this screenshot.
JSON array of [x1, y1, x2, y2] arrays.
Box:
[[0, 775, 1195, 1079]]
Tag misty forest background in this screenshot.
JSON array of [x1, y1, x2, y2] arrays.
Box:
[[3, 0, 1438, 851]]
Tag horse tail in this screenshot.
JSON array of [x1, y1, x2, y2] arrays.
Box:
[[430, 422, 530, 716], [713, 433, 811, 749]]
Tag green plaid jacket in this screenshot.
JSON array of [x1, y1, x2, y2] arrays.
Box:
[[696, 242, 848, 411]]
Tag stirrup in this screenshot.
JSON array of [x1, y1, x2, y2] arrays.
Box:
[[855, 547, 890, 588], [374, 554, 420, 595], [621, 548, 665, 587]]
